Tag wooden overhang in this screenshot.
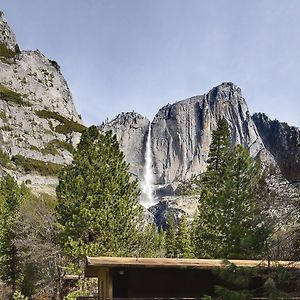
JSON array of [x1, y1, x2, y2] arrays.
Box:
[[85, 256, 300, 277]]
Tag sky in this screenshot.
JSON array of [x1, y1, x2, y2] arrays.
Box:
[[1, 0, 300, 127]]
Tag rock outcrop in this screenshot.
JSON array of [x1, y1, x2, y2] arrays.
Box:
[[253, 113, 300, 181], [152, 82, 269, 183], [0, 10, 298, 215], [104, 83, 274, 185], [0, 12, 84, 194], [0, 11, 18, 52], [100, 112, 149, 179]]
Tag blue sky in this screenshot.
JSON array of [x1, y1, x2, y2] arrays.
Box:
[[2, 0, 300, 127]]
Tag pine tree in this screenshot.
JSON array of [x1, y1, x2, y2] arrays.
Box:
[[56, 126, 141, 260], [137, 224, 160, 257], [192, 119, 269, 259], [176, 216, 193, 258], [212, 260, 255, 300], [165, 214, 177, 258], [221, 145, 269, 258], [0, 175, 24, 295], [192, 118, 232, 258]]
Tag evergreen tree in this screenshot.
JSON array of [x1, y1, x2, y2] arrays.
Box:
[[221, 145, 269, 257], [56, 126, 141, 260], [176, 216, 193, 258], [0, 175, 24, 295], [192, 118, 232, 258], [192, 119, 269, 259], [137, 224, 166, 258], [165, 214, 177, 258]]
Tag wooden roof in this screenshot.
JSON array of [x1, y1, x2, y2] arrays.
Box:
[[85, 256, 300, 277]]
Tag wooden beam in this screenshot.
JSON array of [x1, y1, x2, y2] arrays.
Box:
[[98, 267, 112, 300]]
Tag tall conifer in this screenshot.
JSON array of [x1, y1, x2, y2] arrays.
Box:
[[176, 216, 193, 258], [165, 214, 177, 258], [0, 175, 24, 295], [56, 126, 141, 260], [192, 119, 269, 258]]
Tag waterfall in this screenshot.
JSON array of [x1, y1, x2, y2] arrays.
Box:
[[141, 123, 158, 208]]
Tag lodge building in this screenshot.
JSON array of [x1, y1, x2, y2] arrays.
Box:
[[83, 256, 300, 299]]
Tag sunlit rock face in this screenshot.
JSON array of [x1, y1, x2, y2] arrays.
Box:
[[253, 113, 300, 181], [102, 83, 290, 187], [100, 112, 149, 180], [151, 82, 269, 184], [0, 11, 18, 51], [0, 12, 82, 194]]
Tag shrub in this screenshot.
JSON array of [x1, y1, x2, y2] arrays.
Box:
[[36, 109, 86, 134], [55, 122, 85, 134], [41, 139, 73, 155], [1, 125, 13, 131], [0, 42, 16, 58], [0, 149, 11, 167], [12, 155, 62, 176], [0, 84, 31, 106], [12, 291, 28, 300], [41, 142, 59, 156]]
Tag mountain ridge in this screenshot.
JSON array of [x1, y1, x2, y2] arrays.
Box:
[[0, 11, 299, 212]]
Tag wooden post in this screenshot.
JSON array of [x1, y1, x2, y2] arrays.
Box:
[[98, 268, 113, 300], [106, 269, 113, 299], [97, 276, 102, 300]]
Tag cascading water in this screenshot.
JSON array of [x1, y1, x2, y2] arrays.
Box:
[[141, 123, 158, 208]]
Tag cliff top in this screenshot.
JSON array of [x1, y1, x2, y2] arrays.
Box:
[[0, 11, 19, 52]]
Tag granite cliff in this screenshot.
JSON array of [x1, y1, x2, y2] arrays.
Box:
[[0, 12, 84, 195], [100, 112, 149, 180], [104, 83, 279, 185], [253, 113, 300, 181], [151, 82, 272, 184], [0, 11, 298, 218], [103, 84, 299, 225]]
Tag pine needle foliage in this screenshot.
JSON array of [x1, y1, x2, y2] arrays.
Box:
[[192, 118, 270, 259], [56, 126, 141, 260], [205, 261, 296, 299], [0, 175, 26, 294], [176, 216, 193, 258], [165, 214, 177, 258]]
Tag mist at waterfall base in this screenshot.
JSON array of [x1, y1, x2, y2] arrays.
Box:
[[140, 124, 158, 209]]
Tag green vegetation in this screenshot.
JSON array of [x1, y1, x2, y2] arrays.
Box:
[[28, 145, 39, 152], [175, 175, 202, 196], [12, 291, 28, 300], [0, 43, 16, 58], [165, 214, 177, 258], [0, 111, 298, 298], [0, 176, 25, 295], [12, 155, 62, 176], [165, 214, 194, 258], [0, 149, 11, 168], [36, 109, 86, 134], [56, 126, 142, 260], [1, 125, 13, 131], [192, 119, 270, 259], [202, 260, 296, 300], [0, 111, 7, 120], [41, 139, 73, 155], [41, 142, 58, 156], [0, 85, 31, 107], [176, 216, 193, 258], [137, 224, 166, 257]]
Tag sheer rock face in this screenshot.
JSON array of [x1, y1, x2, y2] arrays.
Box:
[[151, 82, 269, 184], [0, 11, 18, 51], [0, 12, 82, 192], [101, 83, 279, 186], [100, 112, 149, 179], [253, 113, 300, 181]]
